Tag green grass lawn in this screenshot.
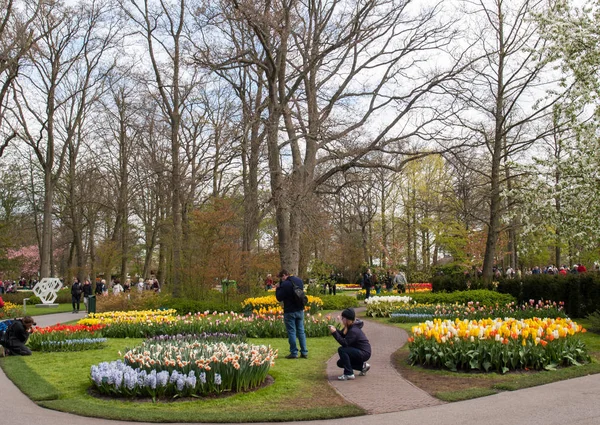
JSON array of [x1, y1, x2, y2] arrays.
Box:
[[365, 314, 600, 402], [1, 336, 363, 422], [24, 303, 75, 316]]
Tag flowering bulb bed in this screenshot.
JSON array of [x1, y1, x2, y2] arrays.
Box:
[[389, 300, 566, 322], [146, 332, 244, 344], [84, 309, 178, 324], [365, 296, 413, 317], [241, 295, 323, 315], [79, 310, 336, 339], [40, 338, 108, 351], [0, 301, 23, 319], [404, 283, 433, 293], [91, 338, 276, 399], [408, 317, 589, 373], [28, 324, 106, 352]]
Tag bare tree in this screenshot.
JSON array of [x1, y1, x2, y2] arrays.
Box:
[[0, 0, 45, 157], [197, 0, 471, 274], [120, 0, 205, 292], [450, 0, 567, 281], [10, 0, 119, 277]]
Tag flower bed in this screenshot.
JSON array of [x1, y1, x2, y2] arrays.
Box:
[[408, 317, 589, 373], [404, 282, 432, 293], [365, 295, 413, 317], [241, 295, 323, 315], [84, 309, 178, 324], [335, 284, 361, 291], [389, 300, 566, 322], [91, 335, 276, 399], [0, 301, 23, 319], [28, 324, 107, 352], [79, 310, 336, 339], [40, 338, 108, 351]]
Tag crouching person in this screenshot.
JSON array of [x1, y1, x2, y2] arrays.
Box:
[[329, 308, 371, 380], [2, 316, 35, 356]]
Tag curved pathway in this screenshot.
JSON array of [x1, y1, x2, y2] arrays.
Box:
[[0, 311, 599, 425], [326, 308, 443, 413]]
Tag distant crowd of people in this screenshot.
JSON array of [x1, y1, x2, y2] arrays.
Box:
[[361, 268, 408, 299], [460, 263, 596, 280], [0, 278, 38, 294]]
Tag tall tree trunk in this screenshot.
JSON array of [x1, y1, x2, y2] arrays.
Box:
[[482, 4, 506, 284], [40, 170, 54, 277]]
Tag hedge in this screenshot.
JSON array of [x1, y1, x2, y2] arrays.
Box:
[[432, 273, 600, 318], [409, 290, 515, 306], [319, 295, 359, 310]]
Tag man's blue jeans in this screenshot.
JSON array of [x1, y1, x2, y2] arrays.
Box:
[[283, 310, 308, 356]]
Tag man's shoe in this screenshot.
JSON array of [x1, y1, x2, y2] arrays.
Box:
[[285, 354, 298, 359], [337, 374, 355, 381], [300, 354, 308, 359], [359, 362, 370, 376]]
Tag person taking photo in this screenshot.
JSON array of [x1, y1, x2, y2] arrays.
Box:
[[329, 308, 371, 380]]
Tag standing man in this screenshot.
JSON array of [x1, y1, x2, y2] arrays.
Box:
[[275, 269, 308, 359], [82, 279, 93, 312], [362, 269, 373, 299], [71, 278, 83, 313], [393, 269, 407, 293]]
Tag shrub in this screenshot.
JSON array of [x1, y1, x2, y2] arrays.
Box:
[[2, 288, 71, 304], [587, 310, 600, 333], [27, 295, 41, 305], [95, 291, 170, 313], [433, 273, 600, 318], [319, 295, 359, 310], [162, 293, 247, 315], [409, 290, 515, 306]]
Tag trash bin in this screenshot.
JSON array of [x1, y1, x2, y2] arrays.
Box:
[[87, 295, 96, 314], [221, 279, 237, 293]]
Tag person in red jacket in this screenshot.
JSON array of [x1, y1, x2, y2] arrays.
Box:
[[577, 264, 587, 273]]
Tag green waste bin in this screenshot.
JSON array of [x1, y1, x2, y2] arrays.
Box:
[[87, 295, 96, 314], [221, 280, 237, 293]]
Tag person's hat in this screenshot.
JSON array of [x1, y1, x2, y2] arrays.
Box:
[[341, 308, 355, 321]]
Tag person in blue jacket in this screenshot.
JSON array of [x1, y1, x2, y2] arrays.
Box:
[[275, 269, 308, 359], [329, 308, 371, 380]]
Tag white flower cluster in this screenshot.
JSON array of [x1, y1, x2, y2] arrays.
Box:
[[364, 296, 412, 305]]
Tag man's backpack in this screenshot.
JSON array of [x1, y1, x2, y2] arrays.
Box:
[[290, 280, 308, 307], [0, 319, 14, 347]]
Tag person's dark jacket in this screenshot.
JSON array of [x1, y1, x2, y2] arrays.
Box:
[[275, 275, 305, 314], [362, 273, 372, 289], [71, 282, 82, 299], [95, 282, 104, 294], [331, 319, 371, 357], [7, 319, 30, 345], [82, 282, 93, 297]]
